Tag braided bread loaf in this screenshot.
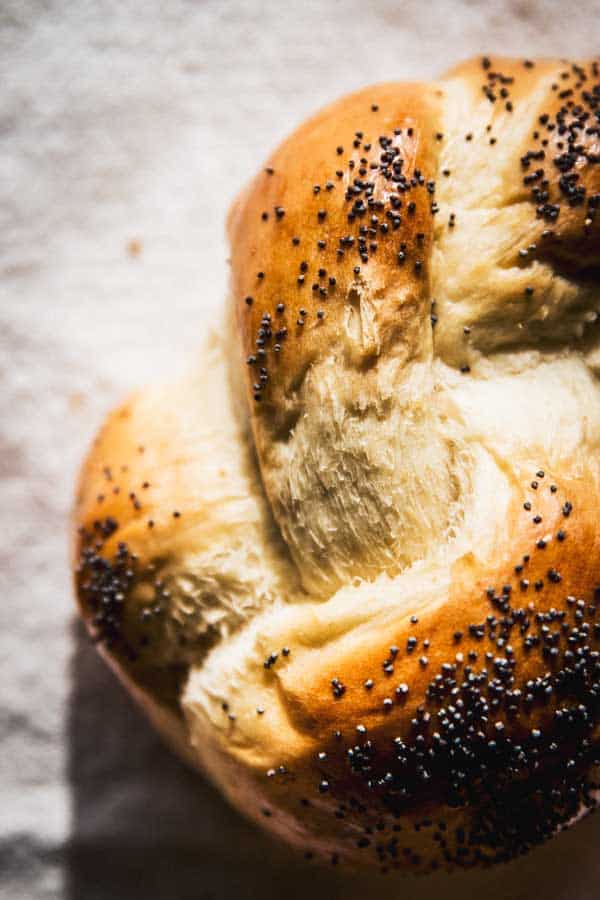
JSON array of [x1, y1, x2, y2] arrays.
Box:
[[74, 56, 600, 872]]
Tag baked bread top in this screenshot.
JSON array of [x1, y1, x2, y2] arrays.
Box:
[[74, 57, 600, 872]]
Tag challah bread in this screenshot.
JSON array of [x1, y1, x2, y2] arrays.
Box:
[[74, 57, 600, 872]]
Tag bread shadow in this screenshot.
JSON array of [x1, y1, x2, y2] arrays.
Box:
[[66, 621, 600, 900]]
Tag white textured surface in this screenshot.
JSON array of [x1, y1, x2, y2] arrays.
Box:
[[2, 1, 600, 898]]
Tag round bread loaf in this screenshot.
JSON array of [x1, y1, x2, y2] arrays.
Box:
[[74, 56, 600, 872]]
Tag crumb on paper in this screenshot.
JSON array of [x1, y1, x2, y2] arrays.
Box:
[[127, 238, 142, 257], [69, 392, 85, 411]]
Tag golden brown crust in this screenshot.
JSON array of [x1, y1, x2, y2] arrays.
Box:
[[281, 470, 599, 744], [73, 56, 600, 874], [228, 81, 441, 429], [444, 56, 600, 269], [183, 461, 600, 871], [73, 383, 207, 710]]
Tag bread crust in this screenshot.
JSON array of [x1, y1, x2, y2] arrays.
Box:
[[228, 82, 440, 419]]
